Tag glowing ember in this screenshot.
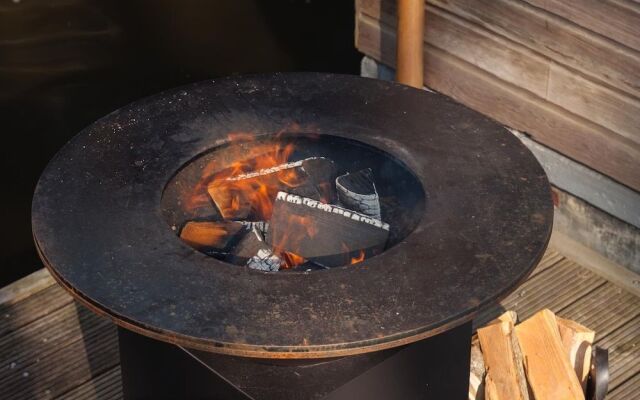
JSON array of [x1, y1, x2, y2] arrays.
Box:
[[350, 250, 366, 265]]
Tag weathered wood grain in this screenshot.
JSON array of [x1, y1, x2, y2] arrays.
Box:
[[427, 0, 640, 97], [0, 268, 55, 306], [559, 282, 640, 339], [608, 372, 640, 400], [57, 366, 123, 400], [358, 0, 640, 145], [0, 317, 118, 399], [597, 315, 640, 391], [472, 258, 607, 328], [550, 188, 640, 277], [356, 16, 640, 190], [0, 284, 73, 337], [509, 129, 640, 229], [546, 64, 640, 144], [359, 0, 550, 97], [522, 0, 640, 51], [550, 230, 640, 296]]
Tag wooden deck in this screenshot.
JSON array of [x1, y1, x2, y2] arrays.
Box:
[[1, 247, 638, 399]]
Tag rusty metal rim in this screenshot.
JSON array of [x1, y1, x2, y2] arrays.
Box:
[[31, 73, 554, 357], [36, 226, 550, 358]]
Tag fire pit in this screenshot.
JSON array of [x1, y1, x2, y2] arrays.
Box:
[[32, 73, 553, 399]]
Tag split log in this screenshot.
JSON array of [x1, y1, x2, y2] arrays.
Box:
[[469, 337, 486, 400], [336, 168, 382, 220], [179, 221, 245, 252], [477, 311, 529, 400], [267, 192, 389, 267], [557, 317, 595, 392], [515, 309, 585, 400], [207, 157, 336, 220]]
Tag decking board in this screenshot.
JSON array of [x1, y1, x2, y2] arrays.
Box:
[[0, 247, 637, 399]]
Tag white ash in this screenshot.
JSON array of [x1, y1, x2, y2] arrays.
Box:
[[246, 249, 281, 272]]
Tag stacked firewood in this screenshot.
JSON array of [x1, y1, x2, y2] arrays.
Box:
[[469, 309, 607, 400]]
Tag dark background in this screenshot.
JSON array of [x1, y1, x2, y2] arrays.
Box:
[[0, 0, 360, 287]]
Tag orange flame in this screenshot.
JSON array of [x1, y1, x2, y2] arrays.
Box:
[[181, 131, 364, 269], [184, 134, 305, 219], [350, 250, 366, 265], [280, 251, 306, 269]]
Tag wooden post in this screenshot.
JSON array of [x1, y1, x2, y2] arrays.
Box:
[[396, 0, 424, 88]]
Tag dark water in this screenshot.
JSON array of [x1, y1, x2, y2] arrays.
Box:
[[0, 0, 360, 286]]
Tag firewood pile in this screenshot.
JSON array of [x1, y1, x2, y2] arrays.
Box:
[[469, 309, 608, 400], [177, 152, 391, 272]]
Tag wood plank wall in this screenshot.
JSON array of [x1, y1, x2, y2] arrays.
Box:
[[355, 0, 640, 192]]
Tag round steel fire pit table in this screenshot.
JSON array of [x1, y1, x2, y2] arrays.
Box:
[[32, 73, 553, 400]]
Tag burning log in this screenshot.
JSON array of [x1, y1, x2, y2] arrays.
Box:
[[266, 192, 389, 267], [207, 157, 336, 220], [206, 185, 253, 220], [336, 168, 382, 220], [179, 221, 245, 252]]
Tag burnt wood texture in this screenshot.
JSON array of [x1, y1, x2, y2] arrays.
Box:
[[355, 0, 640, 192], [32, 73, 552, 358]]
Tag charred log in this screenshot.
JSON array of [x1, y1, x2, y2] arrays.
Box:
[[336, 168, 381, 220], [266, 192, 389, 267], [207, 157, 335, 221]]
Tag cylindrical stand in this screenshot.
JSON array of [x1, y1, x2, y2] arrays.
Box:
[[118, 321, 472, 400]]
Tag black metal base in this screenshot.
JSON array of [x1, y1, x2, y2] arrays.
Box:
[[118, 321, 472, 400]]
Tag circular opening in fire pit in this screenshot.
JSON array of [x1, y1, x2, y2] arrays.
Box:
[[161, 133, 426, 272]]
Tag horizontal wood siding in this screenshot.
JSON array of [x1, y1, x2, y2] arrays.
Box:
[[522, 0, 640, 51], [355, 0, 640, 191]]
